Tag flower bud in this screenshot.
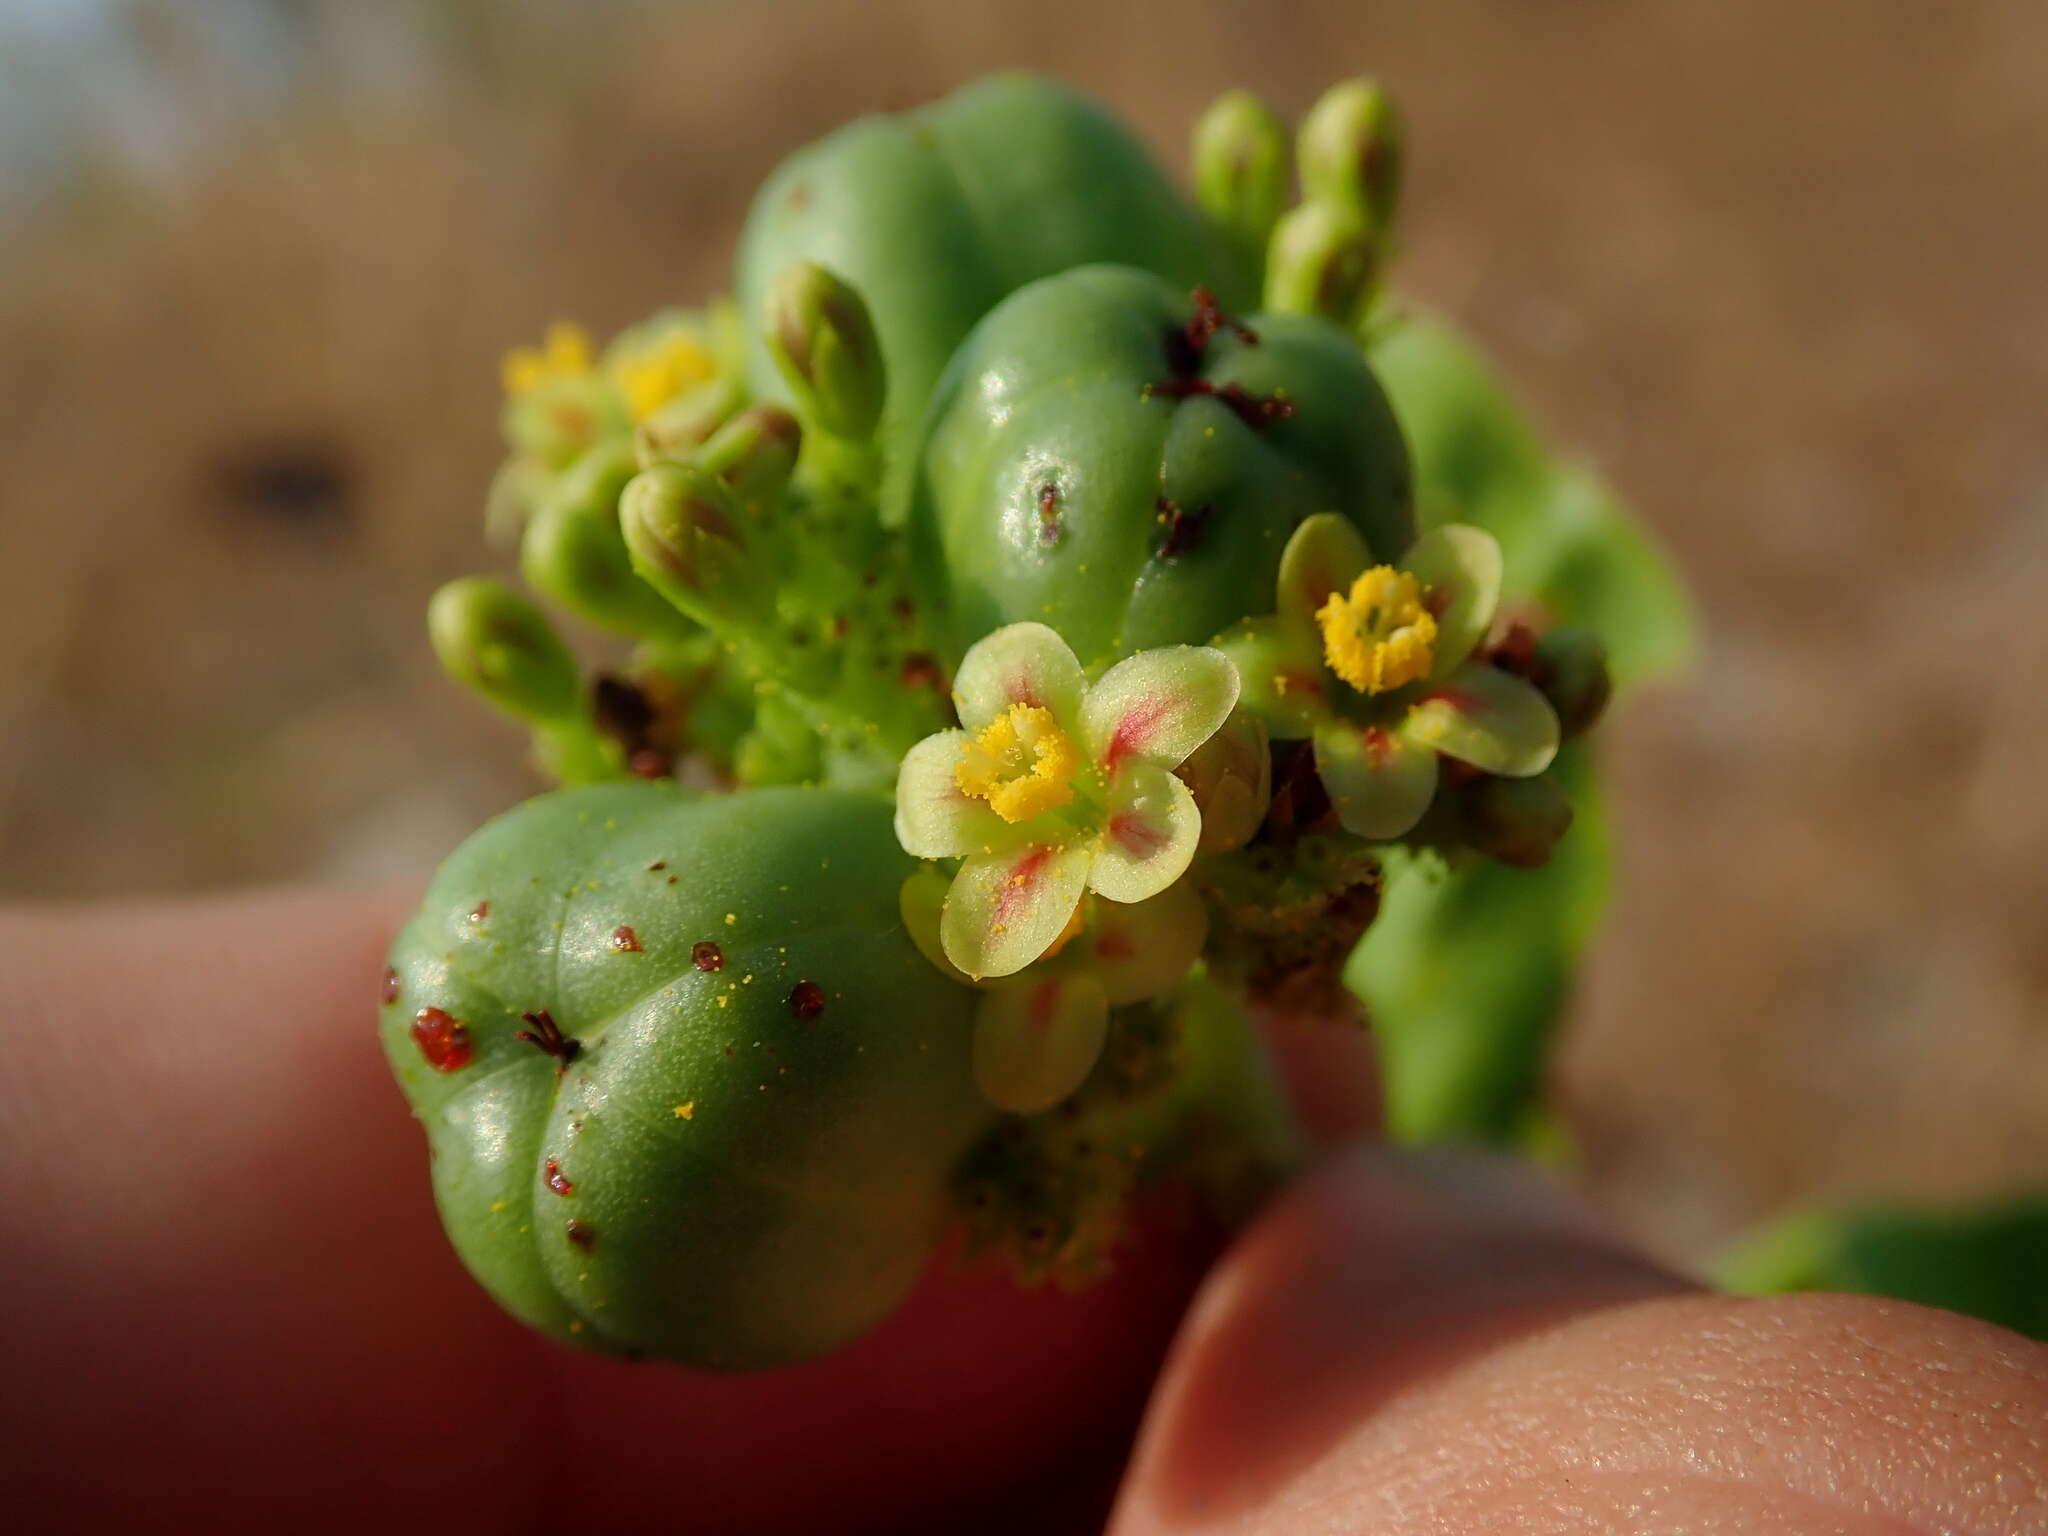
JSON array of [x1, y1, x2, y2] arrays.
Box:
[[634, 376, 745, 470], [521, 443, 694, 639], [1535, 628, 1612, 739], [1263, 199, 1379, 323], [1191, 89, 1290, 258], [1461, 771, 1574, 869], [427, 576, 580, 725], [695, 404, 802, 514], [764, 261, 885, 442], [1175, 709, 1272, 851], [619, 462, 764, 628], [1297, 78, 1403, 233]]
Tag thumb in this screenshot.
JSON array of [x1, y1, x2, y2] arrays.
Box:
[[1110, 1145, 2048, 1534]]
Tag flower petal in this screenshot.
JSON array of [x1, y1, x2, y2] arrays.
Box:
[[1080, 645, 1240, 776], [1313, 717, 1440, 841], [1403, 662, 1560, 777], [894, 730, 1022, 859], [972, 974, 1110, 1114], [1087, 879, 1207, 1005], [1088, 763, 1201, 903], [951, 622, 1087, 732], [898, 867, 975, 987], [1402, 523, 1503, 677], [942, 840, 1094, 979], [1214, 619, 1329, 740], [1276, 513, 1373, 642], [1175, 710, 1272, 852]]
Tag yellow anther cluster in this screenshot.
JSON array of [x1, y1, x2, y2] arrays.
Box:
[[955, 704, 1079, 823], [1317, 566, 1438, 695], [610, 331, 719, 422], [501, 322, 593, 398]]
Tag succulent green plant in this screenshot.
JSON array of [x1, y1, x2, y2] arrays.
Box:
[[393, 71, 1704, 1369]]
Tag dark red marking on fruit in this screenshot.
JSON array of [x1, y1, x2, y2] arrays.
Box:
[[1363, 726, 1396, 766], [1104, 696, 1170, 775], [545, 1159, 575, 1196], [1155, 496, 1214, 561], [469, 900, 490, 924], [692, 941, 724, 972], [666, 875, 678, 885], [411, 1008, 473, 1072], [609, 925, 643, 953], [514, 1009, 581, 1064], [1036, 482, 1063, 547], [899, 652, 944, 692], [381, 967, 401, 1006], [1184, 287, 1259, 354], [565, 1219, 597, 1250], [1143, 376, 1295, 431], [647, 861, 667, 872], [891, 595, 914, 622], [788, 980, 827, 1020]]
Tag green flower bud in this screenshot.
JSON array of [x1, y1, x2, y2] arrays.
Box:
[[1535, 627, 1613, 739], [695, 403, 802, 514], [619, 461, 770, 631], [381, 782, 992, 1367], [1461, 770, 1574, 869], [427, 576, 580, 724], [1297, 77, 1403, 233], [1192, 89, 1290, 261], [521, 441, 696, 639], [634, 376, 745, 470], [764, 261, 886, 442], [1264, 200, 1379, 323]]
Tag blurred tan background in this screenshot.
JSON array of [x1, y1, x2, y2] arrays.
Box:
[[2, 0, 2042, 1268]]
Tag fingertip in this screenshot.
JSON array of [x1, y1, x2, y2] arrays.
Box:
[[1111, 1144, 1689, 1533]]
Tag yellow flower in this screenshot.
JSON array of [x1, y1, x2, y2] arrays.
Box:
[[1316, 565, 1438, 694], [609, 329, 719, 422], [954, 703, 1079, 823], [500, 322, 594, 399]]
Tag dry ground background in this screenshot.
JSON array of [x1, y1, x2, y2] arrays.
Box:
[[1, 0, 2042, 1268]]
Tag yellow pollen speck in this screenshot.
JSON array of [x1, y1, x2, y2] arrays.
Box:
[[954, 703, 1079, 823], [717, 994, 729, 1008], [501, 321, 593, 398], [725, 913, 737, 925], [489, 1201, 508, 1213], [1317, 566, 1439, 694], [568, 1319, 585, 1334], [674, 1102, 695, 1119]]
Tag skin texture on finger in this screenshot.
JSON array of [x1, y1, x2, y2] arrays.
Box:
[[1110, 1146, 2048, 1535], [0, 891, 1213, 1534]]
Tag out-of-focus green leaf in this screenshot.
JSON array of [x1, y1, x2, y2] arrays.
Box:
[[1347, 746, 1608, 1144], [1369, 309, 1697, 689], [1717, 1193, 2048, 1341]]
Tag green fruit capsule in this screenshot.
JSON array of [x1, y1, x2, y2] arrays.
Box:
[[909, 265, 1414, 668], [736, 73, 1248, 487], [379, 782, 991, 1369]]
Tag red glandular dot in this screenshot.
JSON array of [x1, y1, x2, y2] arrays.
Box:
[[470, 900, 490, 923], [381, 967, 401, 1006], [565, 1219, 597, 1250], [545, 1159, 575, 1196], [788, 980, 826, 1021], [610, 925, 643, 953], [411, 1008, 473, 1072], [692, 941, 724, 973]]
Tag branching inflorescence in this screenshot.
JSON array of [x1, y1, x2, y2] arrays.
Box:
[[382, 73, 1685, 1369]]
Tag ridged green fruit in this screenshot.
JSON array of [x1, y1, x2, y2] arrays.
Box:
[[380, 782, 990, 1369]]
